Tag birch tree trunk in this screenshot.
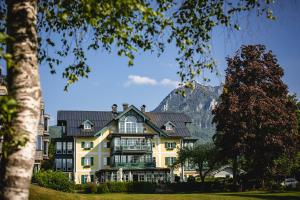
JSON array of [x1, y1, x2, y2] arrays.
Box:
[[0, 0, 40, 199]]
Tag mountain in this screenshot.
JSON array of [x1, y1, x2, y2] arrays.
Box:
[[153, 83, 222, 143]]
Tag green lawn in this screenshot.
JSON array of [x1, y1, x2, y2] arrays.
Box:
[[29, 185, 300, 200]]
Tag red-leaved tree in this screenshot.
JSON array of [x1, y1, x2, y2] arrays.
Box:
[[213, 45, 298, 188]]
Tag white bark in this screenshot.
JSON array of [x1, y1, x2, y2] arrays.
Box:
[[1, 0, 40, 200]]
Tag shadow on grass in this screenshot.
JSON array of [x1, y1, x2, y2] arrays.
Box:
[[214, 192, 300, 200]]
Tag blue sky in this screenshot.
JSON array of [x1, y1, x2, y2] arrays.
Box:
[[39, 2, 300, 124]]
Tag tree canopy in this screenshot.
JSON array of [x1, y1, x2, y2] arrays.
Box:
[[0, 0, 274, 92], [213, 45, 298, 186]]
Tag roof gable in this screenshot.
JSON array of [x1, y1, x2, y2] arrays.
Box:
[[115, 105, 149, 121]]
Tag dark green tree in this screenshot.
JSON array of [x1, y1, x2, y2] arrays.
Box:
[[0, 1, 274, 199], [213, 45, 299, 189]]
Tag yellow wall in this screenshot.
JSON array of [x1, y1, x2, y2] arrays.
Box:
[[74, 129, 110, 183], [72, 121, 196, 183]]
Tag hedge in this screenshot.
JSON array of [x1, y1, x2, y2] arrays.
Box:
[[32, 170, 74, 192]]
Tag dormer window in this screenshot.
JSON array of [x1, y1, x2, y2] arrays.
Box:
[[84, 123, 91, 130], [165, 124, 173, 131], [82, 120, 93, 130], [164, 121, 175, 131]]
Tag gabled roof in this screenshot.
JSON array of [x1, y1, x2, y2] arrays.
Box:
[[145, 112, 192, 137], [82, 119, 94, 126], [57, 106, 193, 138], [115, 105, 149, 121]]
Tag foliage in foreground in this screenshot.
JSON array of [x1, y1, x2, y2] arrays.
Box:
[[32, 170, 74, 192]]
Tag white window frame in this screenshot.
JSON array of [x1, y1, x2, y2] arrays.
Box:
[[84, 157, 91, 166], [67, 159, 73, 171], [67, 142, 73, 154], [55, 158, 62, 170], [83, 122, 92, 130], [165, 124, 173, 131], [56, 142, 62, 154], [63, 142, 67, 154]]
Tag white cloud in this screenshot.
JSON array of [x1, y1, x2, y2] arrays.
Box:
[[124, 75, 179, 88], [125, 75, 157, 87], [160, 78, 179, 88]]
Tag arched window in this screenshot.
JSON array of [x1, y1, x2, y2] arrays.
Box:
[[125, 116, 137, 133]]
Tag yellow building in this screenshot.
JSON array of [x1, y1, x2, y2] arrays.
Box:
[[54, 104, 197, 184]]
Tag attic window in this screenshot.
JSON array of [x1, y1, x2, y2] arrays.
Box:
[[82, 120, 93, 130], [165, 124, 173, 131], [84, 123, 91, 130], [164, 121, 175, 131]]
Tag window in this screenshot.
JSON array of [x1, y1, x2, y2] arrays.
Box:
[[124, 174, 129, 182], [104, 157, 110, 166], [44, 116, 49, 132], [165, 124, 173, 131], [119, 122, 125, 133], [103, 141, 110, 148], [81, 141, 93, 149], [56, 142, 62, 154], [81, 175, 88, 184], [114, 156, 120, 163], [67, 142, 73, 154], [165, 142, 176, 150], [125, 116, 137, 133], [63, 142, 67, 154], [67, 159, 73, 171], [81, 157, 94, 167], [62, 159, 67, 171], [90, 175, 94, 183], [55, 158, 62, 170], [139, 174, 145, 181], [121, 155, 126, 163], [83, 123, 91, 130], [165, 157, 176, 166], [36, 135, 43, 151], [43, 141, 48, 155]]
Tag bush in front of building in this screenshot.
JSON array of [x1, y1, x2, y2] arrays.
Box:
[[106, 182, 128, 192], [32, 170, 74, 192], [97, 183, 109, 193], [128, 182, 157, 193], [84, 183, 98, 193]]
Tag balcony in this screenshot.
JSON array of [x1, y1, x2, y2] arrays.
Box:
[[112, 161, 156, 169], [113, 145, 151, 153]]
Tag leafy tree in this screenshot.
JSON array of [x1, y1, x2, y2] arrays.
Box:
[[213, 45, 299, 189], [41, 141, 55, 170], [0, 1, 274, 199], [176, 143, 220, 184]]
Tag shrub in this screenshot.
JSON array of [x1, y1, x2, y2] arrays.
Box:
[[128, 182, 156, 193], [97, 183, 109, 193], [32, 170, 74, 192], [107, 182, 128, 192], [84, 183, 98, 193], [74, 184, 84, 192], [187, 176, 196, 183]]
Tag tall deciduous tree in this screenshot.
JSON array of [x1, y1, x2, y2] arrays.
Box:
[[213, 45, 298, 188], [0, 1, 274, 199]]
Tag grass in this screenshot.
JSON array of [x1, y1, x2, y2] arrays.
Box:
[[29, 185, 300, 200]]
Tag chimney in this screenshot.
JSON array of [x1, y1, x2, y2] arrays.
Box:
[[122, 103, 129, 111], [112, 104, 118, 113], [141, 104, 146, 112]]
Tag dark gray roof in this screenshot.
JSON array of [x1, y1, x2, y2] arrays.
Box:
[[57, 111, 114, 137], [145, 112, 192, 137], [57, 108, 192, 138]]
